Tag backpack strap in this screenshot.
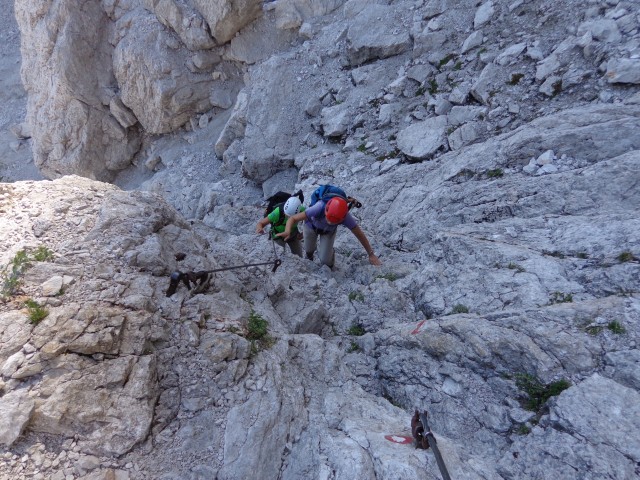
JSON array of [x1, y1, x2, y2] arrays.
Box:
[[270, 203, 286, 227]]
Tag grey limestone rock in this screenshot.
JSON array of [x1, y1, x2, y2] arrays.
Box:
[[113, 16, 215, 134], [471, 63, 502, 104], [397, 115, 448, 160], [461, 30, 483, 54], [0, 389, 34, 447], [191, 0, 262, 44], [346, 5, 412, 66], [4, 0, 640, 478], [15, 0, 141, 181], [144, 0, 216, 50], [320, 103, 352, 137], [606, 58, 640, 84], [474, 1, 495, 29]]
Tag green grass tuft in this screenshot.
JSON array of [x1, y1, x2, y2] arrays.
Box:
[[428, 79, 438, 95], [450, 304, 469, 314], [347, 324, 366, 336], [376, 272, 399, 281], [508, 73, 524, 85], [550, 291, 573, 304], [25, 299, 48, 324], [585, 325, 604, 336], [515, 374, 570, 411], [247, 310, 268, 340], [32, 246, 54, 262], [507, 262, 525, 273], [607, 321, 626, 334], [2, 247, 55, 300], [348, 291, 364, 302], [617, 251, 635, 262]]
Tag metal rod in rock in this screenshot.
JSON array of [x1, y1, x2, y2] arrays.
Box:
[[419, 411, 452, 480]]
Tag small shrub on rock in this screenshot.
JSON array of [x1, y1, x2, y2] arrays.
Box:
[[25, 299, 48, 324], [515, 373, 570, 411]]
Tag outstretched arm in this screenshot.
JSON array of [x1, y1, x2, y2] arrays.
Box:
[[256, 217, 270, 234], [276, 211, 307, 240], [350, 225, 382, 266]]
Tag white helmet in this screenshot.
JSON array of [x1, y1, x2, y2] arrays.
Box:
[[283, 197, 302, 216]]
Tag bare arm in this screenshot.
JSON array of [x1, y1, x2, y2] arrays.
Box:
[[256, 216, 270, 234], [350, 225, 382, 266], [276, 211, 307, 240]]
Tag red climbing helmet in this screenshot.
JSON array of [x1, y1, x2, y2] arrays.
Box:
[[325, 197, 348, 224]]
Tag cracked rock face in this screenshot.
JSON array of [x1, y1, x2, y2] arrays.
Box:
[[0, 176, 206, 455], [3, 0, 640, 478]]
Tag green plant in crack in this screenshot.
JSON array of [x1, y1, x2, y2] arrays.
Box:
[[585, 325, 604, 336], [2, 247, 55, 300], [617, 251, 635, 262], [376, 272, 399, 281], [347, 324, 366, 336], [507, 262, 526, 273], [428, 79, 438, 95], [449, 304, 469, 314], [357, 143, 367, 152], [515, 373, 570, 411], [486, 168, 504, 178], [607, 321, 626, 334], [246, 310, 275, 354], [438, 54, 456, 68], [549, 291, 572, 304], [25, 299, 48, 324], [347, 341, 360, 353], [516, 424, 531, 435], [32, 246, 54, 262], [2, 249, 33, 299], [247, 310, 268, 340], [348, 291, 364, 302], [508, 73, 524, 85]]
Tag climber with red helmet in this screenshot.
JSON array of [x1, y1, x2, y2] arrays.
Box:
[[277, 193, 381, 268]]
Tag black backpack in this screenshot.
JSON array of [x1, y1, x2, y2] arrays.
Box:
[[263, 189, 304, 219]]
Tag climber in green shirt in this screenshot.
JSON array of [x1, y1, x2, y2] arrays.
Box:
[[256, 196, 305, 257]]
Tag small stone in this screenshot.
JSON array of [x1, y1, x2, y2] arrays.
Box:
[[536, 164, 558, 175], [536, 150, 555, 165]]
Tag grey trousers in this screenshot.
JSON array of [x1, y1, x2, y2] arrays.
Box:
[[273, 236, 303, 257], [303, 224, 336, 267]]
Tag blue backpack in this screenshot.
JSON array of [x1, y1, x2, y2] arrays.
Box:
[[309, 185, 362, 210]]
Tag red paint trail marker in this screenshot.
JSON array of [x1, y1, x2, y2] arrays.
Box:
[[384, 434, 413, 444], [411, 320, 426, 335]]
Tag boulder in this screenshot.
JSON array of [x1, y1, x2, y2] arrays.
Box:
[[606, 58, 640, 84], [397, 116, 448, 160], [346, 5, 412, 66], [15, 0, 141, 181], [192, 0, 262, 44], [0, 389, 34, 447], [113, 15, 214, 134]]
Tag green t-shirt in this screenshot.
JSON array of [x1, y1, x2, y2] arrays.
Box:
[[267, 205, 305, 239]]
